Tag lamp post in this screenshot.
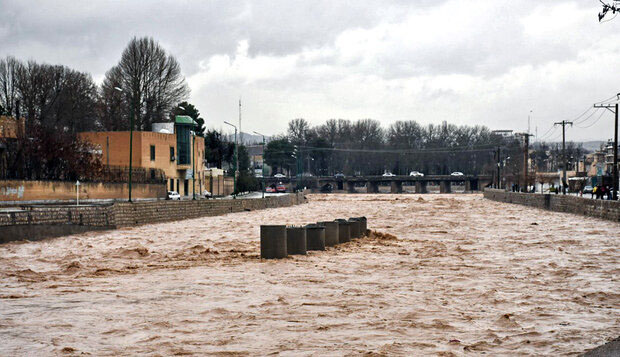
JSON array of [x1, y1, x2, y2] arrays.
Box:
[[253, 131, 266, 198], [224, 121, 238, 198], [114, 86, 133, 202], [291, 153, 298, 192]]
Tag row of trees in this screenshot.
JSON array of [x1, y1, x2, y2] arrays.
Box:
[[0, 37, 189, 133], [263, 118, 515, 176]]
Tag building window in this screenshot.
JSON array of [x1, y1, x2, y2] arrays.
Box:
[[176, 125, 191, 165], [170, 147, 175, 161], [150, 145, 156, 161]]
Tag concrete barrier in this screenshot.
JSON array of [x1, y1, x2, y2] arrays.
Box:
[[353, 216, 368, 236], [348, 218, 361, 238], [334, 219, 351, 243], [305, 224, 326, 250], [318, 221, 339, 246], [260, 225, 287, 259], [286, 226, 307, 255]]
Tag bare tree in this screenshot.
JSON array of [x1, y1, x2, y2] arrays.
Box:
[[287, 118, 310, 145], [103, 37, 190, 131], [0, 56, 20, 117]]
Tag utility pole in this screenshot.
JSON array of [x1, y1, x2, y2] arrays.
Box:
[[553, 120, 573, 195], [224, 121, 238, 198], [593, 101, 618, 200], [515, 133, 534, 192]]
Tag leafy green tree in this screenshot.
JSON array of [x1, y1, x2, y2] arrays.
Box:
[[234, 144, 259, 193], [264, 137, 296, 175], [171, 101, 205, 136], [204, 129, 231, 168]]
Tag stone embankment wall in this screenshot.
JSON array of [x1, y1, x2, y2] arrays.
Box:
[[0, 193, 307, 243], [484, 188, 620, 222]]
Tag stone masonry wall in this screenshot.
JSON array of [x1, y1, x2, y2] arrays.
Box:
[[0, 193, 307, 242], [484, 188, 620, 222], [111, 192, 306, 227]]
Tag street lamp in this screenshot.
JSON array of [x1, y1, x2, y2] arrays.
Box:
[[224, 121, 238, 198], [253, 131, 266, 198], [114, 86, 134, 202]]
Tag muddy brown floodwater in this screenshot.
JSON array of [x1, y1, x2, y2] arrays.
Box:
[[1, 194, 618, 356]]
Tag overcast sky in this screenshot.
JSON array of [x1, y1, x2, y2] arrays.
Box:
[[1, 0, 618, 141]]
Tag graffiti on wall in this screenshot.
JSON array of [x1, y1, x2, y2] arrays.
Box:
[[1, 186, 25, 199]]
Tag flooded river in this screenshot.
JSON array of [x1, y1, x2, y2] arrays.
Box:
[[1, 194, 618, 355]]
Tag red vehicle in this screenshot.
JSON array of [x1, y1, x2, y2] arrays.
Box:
[[266, 185, 276, 193], [276, 182, 287, 193]]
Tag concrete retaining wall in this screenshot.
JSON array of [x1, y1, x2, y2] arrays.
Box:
[[1, 192, 307, 243], [0, 180, 165, 201], [484, 188, 620, 222]]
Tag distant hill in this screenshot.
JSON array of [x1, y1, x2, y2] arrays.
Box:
[[536, 140, 606, 152], [579, 141, 606, 152], [223, 132, 272, 145]]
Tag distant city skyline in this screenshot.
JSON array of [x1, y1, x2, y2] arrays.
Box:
[[1, 0, 618, 141]]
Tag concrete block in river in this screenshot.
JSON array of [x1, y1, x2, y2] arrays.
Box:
[[305, 224, 326, 250], [348, 218, 361, 238], [334, 219, 351, 243], [353, 216, 367, 236], [260, 225, 287, 259], [286, 226, 307, 255], [317, 221, 339, 246]]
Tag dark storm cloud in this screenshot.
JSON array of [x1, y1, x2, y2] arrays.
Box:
[[0, 0, 616, 140]]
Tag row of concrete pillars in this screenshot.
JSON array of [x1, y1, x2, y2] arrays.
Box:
[[342, 181, 478, 193], [260, 217, 368, 259]]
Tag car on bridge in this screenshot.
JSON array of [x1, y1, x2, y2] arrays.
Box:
[[273, 173, 286, 178], [382, 172, 396, 177], [266, 184, 277, 193], [409, 171, 424, 177], [276, 182, 287, 193], [451, 172, 464, 176], [334, 173, 345, 179]]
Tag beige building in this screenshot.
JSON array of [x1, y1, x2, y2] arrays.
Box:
[[0, 116, 24, 139], [79, 116, 205, 197]]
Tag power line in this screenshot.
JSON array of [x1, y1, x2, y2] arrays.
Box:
[[575, 109, 607, 128], [574, 107, 602, 125], [537, 125, 559, 141], [296, 144, 503, 155]]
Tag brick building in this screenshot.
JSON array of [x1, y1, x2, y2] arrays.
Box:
[[79, 116, 205, 197]]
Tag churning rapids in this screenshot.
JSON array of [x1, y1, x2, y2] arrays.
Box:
[[1, 194, 618, 355]]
